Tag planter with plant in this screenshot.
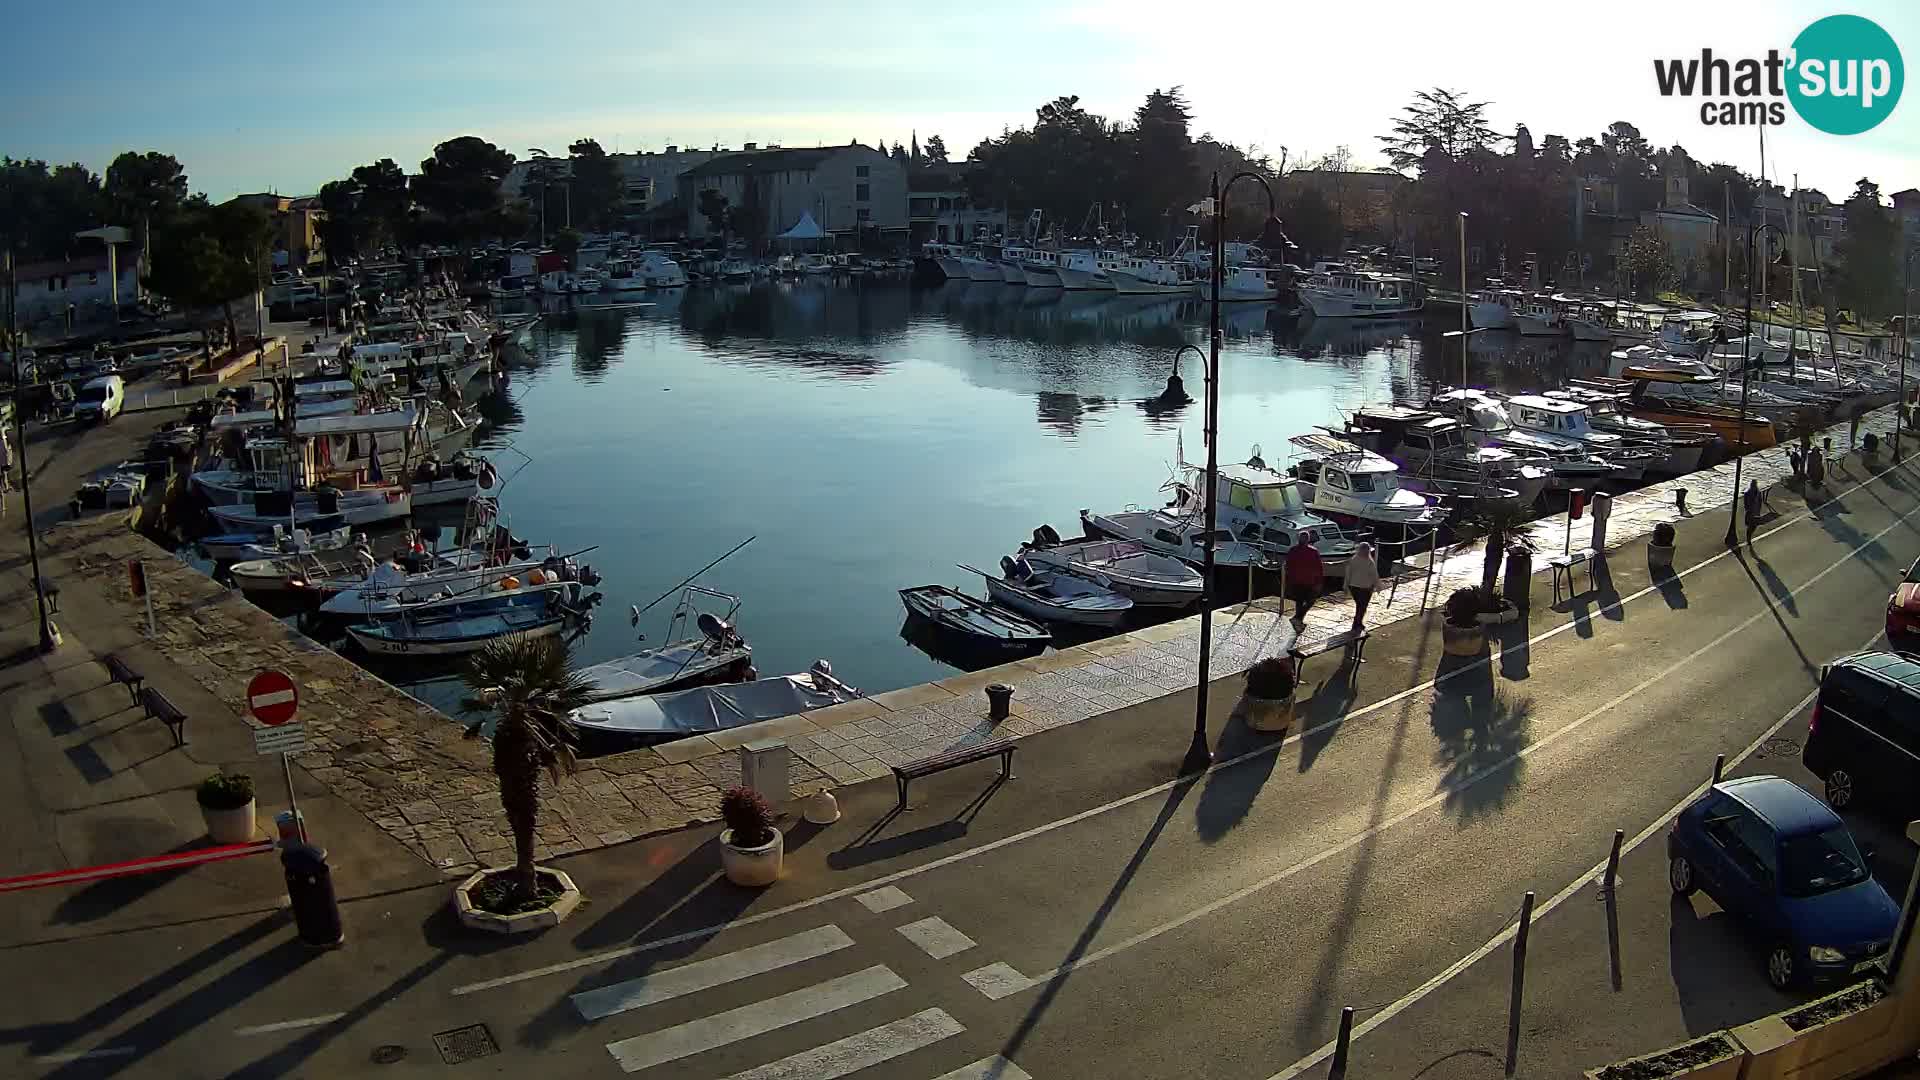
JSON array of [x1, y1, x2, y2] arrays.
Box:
[[1442, 586, 1489, 656], [1731, 980, 1895, 1078], [198, 771, 257, 843], [1240, 656, 1296, 732], [453, 636, 597, 934], [1583, 1031, 1744, 1080], [1648, 521, 1677, 572], [720, 786, 784, 886], [1464, 503, 1528, 626]]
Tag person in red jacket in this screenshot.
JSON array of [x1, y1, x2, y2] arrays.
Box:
[[1284, 540, 1324, 624]]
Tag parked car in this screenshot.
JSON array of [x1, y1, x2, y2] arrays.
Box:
[[1887, 559, 1920, 640], [72, 374, 125, 423], [1802, 650, 1920, 815], [1667, 775, 1897, 989]]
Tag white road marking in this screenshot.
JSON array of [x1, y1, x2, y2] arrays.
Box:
[[854, 886, 913, 913], [31, 1047, 139, 1064], [935, 1057, 1035, 1080], [451, 463, 1920, 999], [946, 535, 1899, 1001], [232, 1013, 346, 1036], [1265, 641, 1873, 1080], [961, 962, 1035, 1000], [719, 1007, 963, 1080], [604, 965, 906, 1074], [574, 925, 855, 1021], [897, 916, 976, 959]]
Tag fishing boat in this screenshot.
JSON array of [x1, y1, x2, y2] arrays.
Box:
[[1017, 531, 1203, 608], [1511, 295, 1566, 337], [1468, 286, 1524, 330], [1503, 394, 1663, 482], [1164, 448, 1361, 575], [567, 662, 861, 746], [1656, 311, 1721, 357], [1106, 257, 1200, 296], [963, 557, 1133, 629], [1605, 368, 1781, 449], [1079, 507, 1276, 572], [1200, 266, 1286, 303], [200, 521, 352, 562], [899, 585, 1051, 650], [1426, 389, 1620, 489], [577, 587, 755, 701], [1286, 434, 1446, 536], [1546, 386, 1717, 475], [346, 591, 582, 658], [1297, 267, 1421, 317], [209, 487, 411, 531], [1053, 250, 1115, 290], [1020, 249, 1063, 289]]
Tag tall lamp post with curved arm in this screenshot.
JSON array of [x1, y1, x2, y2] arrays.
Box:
[[1184, 170, 1287, 776], [1726, 220, 1786, 549]]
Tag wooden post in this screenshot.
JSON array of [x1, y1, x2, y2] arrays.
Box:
[[1505, 891, 1536, 1077]]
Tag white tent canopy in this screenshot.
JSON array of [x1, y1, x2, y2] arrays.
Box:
[[776, 212, 825, 241]]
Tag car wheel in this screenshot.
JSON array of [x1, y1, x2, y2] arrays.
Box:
[[1823, 769, 1854, 809], [1669, 854, 1697, 896], [1766, 945, 1796, 990]]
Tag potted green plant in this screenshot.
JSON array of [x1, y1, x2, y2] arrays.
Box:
[[720, 786, 783, 886], [1442, 586, 1489, 656], [1648, 521, 1677, 572], [1240, 656, 1296, 732], [198, 771, 257, 843]]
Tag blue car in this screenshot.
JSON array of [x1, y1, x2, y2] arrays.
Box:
[[1667, 775, 1897, 990]]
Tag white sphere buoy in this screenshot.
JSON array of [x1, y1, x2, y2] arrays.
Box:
[[803, 789, 841, 825]]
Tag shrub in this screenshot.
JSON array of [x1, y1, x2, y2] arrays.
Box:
[[197, 771, 254, 810], [1244, 656, 1295, 700], [1444, 586, 1490, 627], [721, 786, 776, 848], [1652, 522, 1676, 547]]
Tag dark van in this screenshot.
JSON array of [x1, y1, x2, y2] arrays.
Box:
[[1802, 651, 1920, 815]]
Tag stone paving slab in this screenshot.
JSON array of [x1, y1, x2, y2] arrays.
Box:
[[42, 403, 1913, 876]]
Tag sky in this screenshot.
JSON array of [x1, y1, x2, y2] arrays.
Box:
[[2, 0, 1914, 204]]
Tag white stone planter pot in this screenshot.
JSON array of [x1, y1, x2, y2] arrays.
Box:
[[1241, 695, 1294, 733], [452, 867, 584, 934], [202, 799, 257, 844], [720, 827, 784, 887], [1647, 543, 1675, 572]]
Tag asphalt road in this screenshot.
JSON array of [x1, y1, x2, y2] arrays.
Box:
[[5, 457, 1918, 1080]]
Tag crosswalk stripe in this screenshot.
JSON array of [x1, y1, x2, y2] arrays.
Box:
[[719, 1007, 963, 1080], [854, 886, 913, 913], [935, 1057, 1034, 1080], [605, 965, 906, 1073], [575, 925, 855, 1021], [896, 916, 976, 960], [960, 962, 1035, 1000]]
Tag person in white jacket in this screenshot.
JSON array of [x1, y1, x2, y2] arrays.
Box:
[[1345, 542, 1379, 628]]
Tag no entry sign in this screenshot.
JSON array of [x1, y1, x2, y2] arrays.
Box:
[[247, 670, 299, 726]]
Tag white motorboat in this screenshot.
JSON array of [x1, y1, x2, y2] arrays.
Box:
[[201, 522, 352, 563], [1080, 507, 1275, 571], [997, 245, 1035, 285], [210, 487, 411, 531], [1468, 286, 1523, 330], [899, 584, 1051, 649], [1511, 296, 1566, 337], [1504, 394, 1659, 481], [964, 557, 1133, 629], [1298, 267, 1421, 317], [922, 243, 970, 281], [1287, 434, 1446, 532], [1106, 257, 1199, 296], [958, 249, 1004, 282], [1053, 250, 1114, 290], [1020, 250, 1063, 289], [1564, 301, 1613, 342], [318, 554, 593, 618], [578, 587, 755, 700], [1200, 266, 1285, 303], [1547, 387, 1715, 475], [1163, 447, 1359, 577], [1656, 311, 1721, 356], [347, 592, 580, 658], [404, 450, 499, 508], [1427, 389, 1619, 488], [1336, 405, 1551, 507], [1017, 532, 1202, 608], [568, 662, 860, 745]]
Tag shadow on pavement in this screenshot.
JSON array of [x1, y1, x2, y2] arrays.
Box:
[[1295, 655, 1360, 773], [52, 837, 220, 925], [1594, 557, 1623, 623], [1752, 554, 1799, 618], [1668, 896, 1799, 1037], [1733, 551, 1818, 682], [1195, 713, 1284, 841], [1430, 673, 1533, 824], [1498, 613, 1532, 681], [1654, 567, 1689, 610], [830, 778, 1005, 868]]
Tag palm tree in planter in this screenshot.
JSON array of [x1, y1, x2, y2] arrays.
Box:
[[1463, 499, 1535, 623], [461, 635, 599, 907]]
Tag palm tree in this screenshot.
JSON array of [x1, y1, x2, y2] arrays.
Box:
[[461, 636, 599, 900], [1467, 498, 1538, 598]]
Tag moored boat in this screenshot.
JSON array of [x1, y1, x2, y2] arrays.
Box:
[[899, 584, 1051, 649], [965, 557, 1133, 629]]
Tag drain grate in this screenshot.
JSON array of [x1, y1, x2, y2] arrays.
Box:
[[433, 1023, 500, 1065]]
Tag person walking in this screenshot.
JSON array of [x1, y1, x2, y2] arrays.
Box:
[[1743, 479, 1763, 544], [0, 426, 12, 518], [1345, 542, 1379, 628], [1284, 540, 1324, 626]]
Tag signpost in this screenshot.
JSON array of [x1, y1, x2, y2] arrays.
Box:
[[247, 670, 306, 843]]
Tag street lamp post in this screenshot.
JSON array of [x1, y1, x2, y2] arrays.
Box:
[[5, 244, 60, 653], [1726, 221, 1785, 548], [1458, 212, 1470, 388], [1184, 170, 1284, 776], [1896, 246, 1914, 464]]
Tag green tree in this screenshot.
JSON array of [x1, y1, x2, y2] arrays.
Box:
[[567, 138, 624, 232], [350, 158, 412, 249], [1619, 224, 1675, 298], [144, 202, 271, 348], [923, 134, 949, 165], [697, 188, 730, 238], [316, 179, 361, 260], [0, 158, 107, 260], [551, 227, 581, 264], [461, 637, 597, 901], [1125, 87, 1197, 233], [1279, 186, 1342, 262], [104, 151, 189, 268], [411, 136, 515, 245], [1835, 178, 1897, 321], [1378, 88, 1501, 172]]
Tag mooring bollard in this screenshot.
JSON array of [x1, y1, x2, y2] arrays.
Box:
[[986, 683, 1014, 721], [1505, 891, 1535, 1078], [1328, 1006, 1355, 1080], [1712, 753, 1726, 784], [1603, 829, 1624, 893]]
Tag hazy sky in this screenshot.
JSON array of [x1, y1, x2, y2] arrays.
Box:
[[3, 1, 1914, 203]]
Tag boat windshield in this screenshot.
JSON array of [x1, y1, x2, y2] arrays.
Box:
[[1254, 485, 1302, 514], [1350, 473, 1378, 492]]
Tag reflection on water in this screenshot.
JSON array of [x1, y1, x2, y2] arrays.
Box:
[[459, 281, 1612, 702]]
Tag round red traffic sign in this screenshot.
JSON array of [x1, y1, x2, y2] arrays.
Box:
[[246, 670, 299, 726]]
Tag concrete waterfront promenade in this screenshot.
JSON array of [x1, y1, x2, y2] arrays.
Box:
[[3, 397, 1910, 894]]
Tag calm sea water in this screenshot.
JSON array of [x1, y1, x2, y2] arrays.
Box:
[[385, 278, 1614, 707]]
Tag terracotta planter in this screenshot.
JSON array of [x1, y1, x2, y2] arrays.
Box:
[[1647, 543, 1675, 572], [1241, 695, 1294, 732], [720, 827, 784, 887], [202, 799, 257, 844], [1441, 621, 1485, 656]]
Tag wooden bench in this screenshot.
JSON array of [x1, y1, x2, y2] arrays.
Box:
[[138, 686, 187, 747], [1549, 548, 1597, 604], [892, 738, 1015, 808], [1288, 626, 1371, 689], [102, 653, 144, 706]]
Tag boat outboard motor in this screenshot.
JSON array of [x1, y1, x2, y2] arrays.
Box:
[[1034, 523, 1063, 548], [697, 611, 739, 649], [1000, 555, 1022, 580]]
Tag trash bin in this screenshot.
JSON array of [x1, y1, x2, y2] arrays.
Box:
[[281, 843, 343, 947], [274, 809, 306, 845], [1503, 545, 1533, 609], [1589, 491, 1613, 551]]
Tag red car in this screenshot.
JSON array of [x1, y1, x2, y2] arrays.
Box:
[[1890, 557, 1920, 639]]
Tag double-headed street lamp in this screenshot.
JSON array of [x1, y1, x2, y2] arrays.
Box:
[[1895, 244, 1915, 464], [1184, 170, 1287, 776], [4, 244, 60, 653], [1725, 220, 1787, 548]]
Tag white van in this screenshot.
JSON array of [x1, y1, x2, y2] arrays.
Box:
[[74, 375, 125, 423]]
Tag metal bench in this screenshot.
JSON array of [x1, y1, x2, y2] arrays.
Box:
[[138, 686, 187, 747], [1287, 627, 1371, 690], [102, 653, 144, 706], [892, 738, 1015, 808], [1549, 548, 1597, 604]]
